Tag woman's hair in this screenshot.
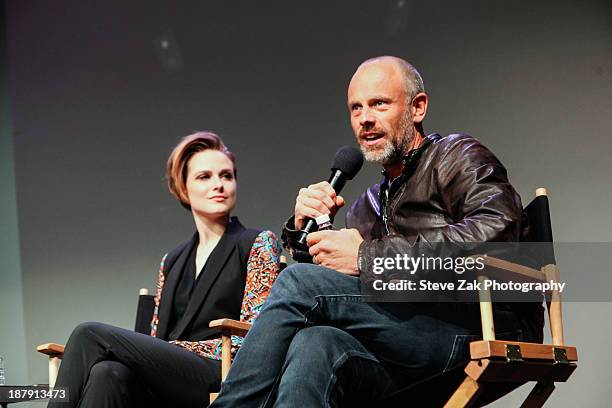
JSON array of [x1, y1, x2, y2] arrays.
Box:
[[166, 131, 236, 210]]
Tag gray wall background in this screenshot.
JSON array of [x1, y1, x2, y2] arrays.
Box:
[[0, 0, 28, 388], [2, 0, 611, 406]]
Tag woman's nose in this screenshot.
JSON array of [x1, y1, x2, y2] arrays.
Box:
[[212, 176, 224, 190]]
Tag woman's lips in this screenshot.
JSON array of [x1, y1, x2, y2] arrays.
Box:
[[210, 196, 226, 202]]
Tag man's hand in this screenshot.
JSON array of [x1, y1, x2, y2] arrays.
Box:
[[294, 181, 345, 230], [306, 228, 364, 275]]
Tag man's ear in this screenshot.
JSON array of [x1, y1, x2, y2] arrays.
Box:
[[411, 92, 428, 124]]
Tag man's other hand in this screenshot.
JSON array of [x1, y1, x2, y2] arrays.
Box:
[[294, 181, 345, 230], [306, 229, 363, 275]]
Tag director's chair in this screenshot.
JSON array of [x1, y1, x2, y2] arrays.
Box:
[[379, 188, 578, 407]]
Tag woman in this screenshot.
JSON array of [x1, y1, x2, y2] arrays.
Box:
[[49, 132, 281, 407]]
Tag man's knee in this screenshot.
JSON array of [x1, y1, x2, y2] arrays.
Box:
[[283, 326, 388, 403], [271, 264, 318, 297], [272, 263, 344, 299], [287, 326, 371, 363], [289, 326, 344, 350]]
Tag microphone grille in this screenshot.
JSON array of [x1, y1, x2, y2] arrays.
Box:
[[331, 145, 364, 180]]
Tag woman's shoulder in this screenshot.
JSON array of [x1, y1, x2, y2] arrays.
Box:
[[237, 225, 276, 244], [247, 229, 281, 255], [232, 217, 267, 247], [234, 223, 279, 257], [159, 235, 196, 273], [253, 229, 278, 242], [166, 238, 192, 258]]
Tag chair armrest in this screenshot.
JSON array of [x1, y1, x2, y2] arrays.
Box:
[[209, 318, 252, 337], [475, 255, 545, 282], [37, 343, 65, 357], [37, 343, 64, 388]]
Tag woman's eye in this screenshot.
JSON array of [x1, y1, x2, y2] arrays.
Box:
[[222, 173, 234, 180], [197, 174, 210, 180]]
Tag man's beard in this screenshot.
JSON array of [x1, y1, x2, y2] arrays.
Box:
[[360, 113, 414, 165]]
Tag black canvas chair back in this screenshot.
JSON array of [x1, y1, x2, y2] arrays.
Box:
[[134, 293, 156, 334], [522, 191, 556, 269]]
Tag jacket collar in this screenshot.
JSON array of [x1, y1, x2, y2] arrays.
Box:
[[380, 133, 440, 180], [374, 134, 439, 232], [156, 216, 245, 340]]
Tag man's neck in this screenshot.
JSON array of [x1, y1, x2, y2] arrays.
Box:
[[383, 132, 426, 180]]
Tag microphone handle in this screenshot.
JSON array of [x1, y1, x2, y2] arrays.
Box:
[[296, 170, 346, 248], [328, 170, 347, 193]]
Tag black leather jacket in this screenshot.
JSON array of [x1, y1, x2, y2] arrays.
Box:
[[348, 133, 523, 276], [282, 133, 543, 341]]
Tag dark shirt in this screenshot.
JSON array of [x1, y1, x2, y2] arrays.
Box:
[[167, 240, 209, 337]]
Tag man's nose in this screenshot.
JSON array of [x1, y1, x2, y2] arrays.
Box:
[[359, 107, 375, 127]]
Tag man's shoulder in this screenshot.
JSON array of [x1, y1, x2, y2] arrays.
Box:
[[430, 133, 485, 151], [429, 133, 500, 164]]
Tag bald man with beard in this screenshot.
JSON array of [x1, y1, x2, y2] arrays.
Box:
[[209, 56, 543, 407]]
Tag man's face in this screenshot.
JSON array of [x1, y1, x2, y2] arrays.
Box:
[[347, 62, 414, 165]]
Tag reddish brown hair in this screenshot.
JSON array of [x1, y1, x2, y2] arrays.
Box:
[[166, 131, 236, 210]]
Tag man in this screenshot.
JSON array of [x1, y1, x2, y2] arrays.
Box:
[[210, 56, 543, 407]]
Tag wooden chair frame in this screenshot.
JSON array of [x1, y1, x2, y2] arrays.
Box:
[[444, 188, 577, 407], [207, 318, 252, 402]]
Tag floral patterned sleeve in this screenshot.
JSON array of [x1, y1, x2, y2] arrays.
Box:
[[149, 253, 168, 338], [170, 230, 281, 360]]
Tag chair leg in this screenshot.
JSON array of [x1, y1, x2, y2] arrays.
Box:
[[49, 356, 61, 388], [221, 333, 232, 380], [520, 382, 555, 408], [210, 333, 232, 404], [444, 376, 483, 408]]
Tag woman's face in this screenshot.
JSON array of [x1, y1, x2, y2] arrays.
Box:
[[185, 150, 237, 219]]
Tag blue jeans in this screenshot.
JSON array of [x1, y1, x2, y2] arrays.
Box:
[[210, 264, 524, 408]]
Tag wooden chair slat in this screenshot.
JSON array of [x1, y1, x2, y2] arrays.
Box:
[[470, 340, 577, 362], [466, 359, 576, 383]]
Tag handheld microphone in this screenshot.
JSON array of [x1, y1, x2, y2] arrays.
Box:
[[296, 145, 364, 247]]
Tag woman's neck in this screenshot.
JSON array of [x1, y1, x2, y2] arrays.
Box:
[[192, 212, 230, 245]]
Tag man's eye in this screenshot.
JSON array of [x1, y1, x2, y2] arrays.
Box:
[[374, 100, 387, 106], [351, 104, 361, 112]]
